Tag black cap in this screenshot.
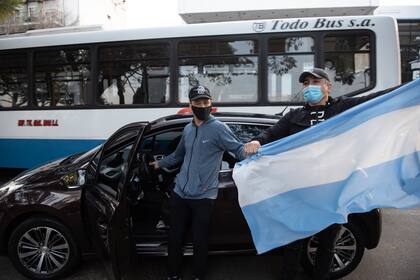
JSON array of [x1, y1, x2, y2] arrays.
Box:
[[189, 85, 212, 101], [299, 68, 330, 83]]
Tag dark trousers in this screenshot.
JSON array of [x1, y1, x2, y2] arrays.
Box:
[[167, 192, 214, 279], [280, 240, 304, 280], [313, 224, 342, 280], [280, 224, 342, 280]]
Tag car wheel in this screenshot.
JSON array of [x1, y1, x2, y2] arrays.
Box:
[[302, 222, 365, 279], [8, 217, 79, 280]]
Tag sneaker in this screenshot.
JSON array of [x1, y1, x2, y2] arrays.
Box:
[[156, 219, 169, 230]]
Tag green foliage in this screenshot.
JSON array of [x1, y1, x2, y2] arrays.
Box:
[[0, 0, 23, 21]]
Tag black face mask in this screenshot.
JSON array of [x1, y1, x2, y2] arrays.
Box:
[[191, 106, 212, 121]]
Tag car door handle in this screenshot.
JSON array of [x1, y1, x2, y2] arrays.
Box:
[[219, 172, 230, 178], [219, 169, 233, 179], [98, 223, 107, 232], [97, 220, 108, 235]]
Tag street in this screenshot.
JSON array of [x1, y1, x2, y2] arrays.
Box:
[[0, 169, 419, 280]]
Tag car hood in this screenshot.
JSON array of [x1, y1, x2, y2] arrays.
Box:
[[10, 157, 68, 185], [0, 158, 62, 201], [0, 152, 95, 197]]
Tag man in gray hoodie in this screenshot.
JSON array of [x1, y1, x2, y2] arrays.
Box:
[[150, 85, 246, 280]]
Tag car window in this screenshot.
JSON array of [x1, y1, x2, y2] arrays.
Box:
[[227, 123, 270, 143], [74, 144, 102, 164], [97, 130, 138, 194], [142, 130, 183, 155], [218, 123, 271, 170]]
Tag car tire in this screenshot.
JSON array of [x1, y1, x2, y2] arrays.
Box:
[[301, 222, 365, 279], [8, 217, 79, 280]]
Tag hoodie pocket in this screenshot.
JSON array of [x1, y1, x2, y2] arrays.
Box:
[[197, 172, 208, 192]]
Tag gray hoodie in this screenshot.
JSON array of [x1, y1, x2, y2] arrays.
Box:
[[157, 115, 245, 199]]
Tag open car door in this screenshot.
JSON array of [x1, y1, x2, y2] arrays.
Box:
[[83, 122, 149, 280]]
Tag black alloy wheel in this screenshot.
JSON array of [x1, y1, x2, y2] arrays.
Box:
[[302, 222, 365, 279], [8, 217, 79, 280]]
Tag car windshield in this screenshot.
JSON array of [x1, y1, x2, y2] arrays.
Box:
[[72, 145, 103, 164]]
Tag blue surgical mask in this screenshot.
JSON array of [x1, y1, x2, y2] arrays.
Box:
[[303, 85, 324, 104]]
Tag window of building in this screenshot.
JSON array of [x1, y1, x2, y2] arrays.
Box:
[[267, 37, 315, 102], [323, 34, 372, 97], [0, 52, 28, 108], [34, 48, 91, 107], [178, 40, 259, 103], [98, 43, 170, 105]]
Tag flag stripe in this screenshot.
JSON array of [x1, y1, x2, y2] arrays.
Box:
[[234, 104, 420, 207], [241, 151, 420, 254], [238, 80, 420, 166]]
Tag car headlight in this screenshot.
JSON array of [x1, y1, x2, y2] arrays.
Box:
[[0, 183, 8, 201], [0, 181, 24, 202], [0, 187, 5, 203]]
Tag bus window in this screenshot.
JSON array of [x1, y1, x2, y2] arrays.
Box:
[[98, 43, 170, 105], [267, 37, 315, 102], [323, 34, 372, 97], [178, 40, 258, 103], [398, 21, 420, 83], [34, 48, 91, 107], [0, 52, 28, 108]]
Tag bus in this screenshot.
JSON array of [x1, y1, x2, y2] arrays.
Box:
[[0, 15, 401, 168], [374, 5, 420, 83]]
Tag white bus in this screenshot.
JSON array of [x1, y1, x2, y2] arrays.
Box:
[[0, 15, 401, 168]]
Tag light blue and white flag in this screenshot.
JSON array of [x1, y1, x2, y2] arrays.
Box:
[[233, 79, 420, 254]]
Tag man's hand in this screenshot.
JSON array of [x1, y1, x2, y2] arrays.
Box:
[[149, 161, 159, 170], [244, 140, 261, 155]]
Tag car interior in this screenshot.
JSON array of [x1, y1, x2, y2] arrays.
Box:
[[130, 129, 184, 238]]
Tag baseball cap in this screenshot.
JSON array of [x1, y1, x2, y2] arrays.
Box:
[[188, 85, 212, 101], [299, 68, 330, 83]]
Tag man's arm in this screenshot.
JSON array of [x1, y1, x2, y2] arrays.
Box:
[[155, 134, 186, 169], [252, 114, 292, 146], [243, 113, 292, 155], [340, 84, 401, 110], [217, 123, 246, 161]]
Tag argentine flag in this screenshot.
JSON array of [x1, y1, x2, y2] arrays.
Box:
[[233, 79, 420, 254]]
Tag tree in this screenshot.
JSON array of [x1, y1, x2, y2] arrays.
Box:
[[0, 0, 23, 22]]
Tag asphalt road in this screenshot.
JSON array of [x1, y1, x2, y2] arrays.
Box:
[[1, 169, 419, 280]]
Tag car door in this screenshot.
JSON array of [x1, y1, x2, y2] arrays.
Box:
[[83, 122, 149, 280], [209, 122, 272, 248]]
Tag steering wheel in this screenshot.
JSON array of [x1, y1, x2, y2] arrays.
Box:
[[141, 152, 158, 180]]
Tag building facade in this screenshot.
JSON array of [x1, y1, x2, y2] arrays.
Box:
[[0, 0, 127, 35]]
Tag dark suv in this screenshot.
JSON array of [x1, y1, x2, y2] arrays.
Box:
[[0, 113, 382, 280]]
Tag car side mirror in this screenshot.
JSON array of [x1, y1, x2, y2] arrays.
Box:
[[61, 169, 87, 189]]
